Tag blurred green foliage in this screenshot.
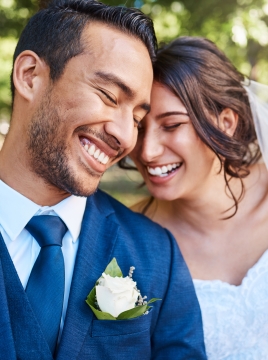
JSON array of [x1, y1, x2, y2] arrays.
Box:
[[0, 0, 38, 119], [0, 0, 38, 37], [0, 0, 268, 122]]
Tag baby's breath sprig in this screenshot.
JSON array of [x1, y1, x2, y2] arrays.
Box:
[[129, 265, 149, 308], [136, 295, 148, 306], [128, 266, 135, 278]]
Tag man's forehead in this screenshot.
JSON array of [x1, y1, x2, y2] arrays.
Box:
[[81, 21, 149, 56], [80, 24, 152, 71], [64, 21, 153, 107]]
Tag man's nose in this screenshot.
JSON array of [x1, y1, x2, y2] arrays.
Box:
[[104, 110, 137, 150]]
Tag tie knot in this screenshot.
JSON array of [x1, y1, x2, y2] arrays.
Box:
[[25, 215, 68, 248]]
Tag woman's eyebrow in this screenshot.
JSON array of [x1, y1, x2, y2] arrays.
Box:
[[155, 111, 189, 120]]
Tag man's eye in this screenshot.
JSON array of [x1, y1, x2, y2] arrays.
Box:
[[134, 118, 143, 128], [99, 89, 117, 105]]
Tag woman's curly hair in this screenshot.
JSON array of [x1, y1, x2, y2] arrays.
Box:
[[120, 36, 261, 218]]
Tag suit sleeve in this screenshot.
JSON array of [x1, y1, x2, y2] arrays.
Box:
[[151, 229, 207, 360]]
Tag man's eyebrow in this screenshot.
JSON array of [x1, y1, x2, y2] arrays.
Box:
[[155, 111, 189, 120], [95, 71, 134, 98], [95, 71, 151, 113]]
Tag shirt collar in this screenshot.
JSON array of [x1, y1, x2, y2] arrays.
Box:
[[50, 195, 87, 242], [0, 180, 87, 242]]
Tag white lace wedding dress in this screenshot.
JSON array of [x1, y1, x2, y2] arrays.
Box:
[[193, 250, 268, 359]]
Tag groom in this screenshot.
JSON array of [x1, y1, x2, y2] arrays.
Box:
[[0, 0, 206, 359]]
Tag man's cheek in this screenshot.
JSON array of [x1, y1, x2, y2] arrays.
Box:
[[126, 132, 139, 155]]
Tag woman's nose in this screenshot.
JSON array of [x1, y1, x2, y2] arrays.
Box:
[[140, 129, 164, 163]]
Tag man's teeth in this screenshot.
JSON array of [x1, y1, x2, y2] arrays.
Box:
[[94, 149, 100, 159], [147, 163, 181, 176], [83, 143, 109, 165], [89, 145, 95, 156]]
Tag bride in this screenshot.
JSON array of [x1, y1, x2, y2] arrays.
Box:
[[127, 37, 268, 359]]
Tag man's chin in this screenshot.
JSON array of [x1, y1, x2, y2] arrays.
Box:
[[68, 177, 102, 198], [40, 158, 104, 198]]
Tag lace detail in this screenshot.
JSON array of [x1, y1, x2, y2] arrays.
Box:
[[193, 250, 268, 360]]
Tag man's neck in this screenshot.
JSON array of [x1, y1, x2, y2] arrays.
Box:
[[0, 141, 70, 206]]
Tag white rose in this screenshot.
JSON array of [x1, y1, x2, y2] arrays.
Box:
[[96, 273, 139, 318]]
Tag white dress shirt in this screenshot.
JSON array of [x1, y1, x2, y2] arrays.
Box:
[[0, 180, 87, 339]]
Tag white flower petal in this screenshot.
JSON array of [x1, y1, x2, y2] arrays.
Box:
[[96, 275, 139, 317], [114, 293, 136, 317], [96, 285, 118, 317], [102, 273, 137, 293]]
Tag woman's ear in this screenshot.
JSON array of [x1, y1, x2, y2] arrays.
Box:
[[13, 50, 48, 102], [218, 108, 238, 136]]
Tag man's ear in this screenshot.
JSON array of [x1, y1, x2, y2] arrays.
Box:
[[218, 108, 238, 136], [13, 50, 48, 102]]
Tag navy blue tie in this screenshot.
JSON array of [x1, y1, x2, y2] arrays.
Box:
[[25, 215, 67, 355]]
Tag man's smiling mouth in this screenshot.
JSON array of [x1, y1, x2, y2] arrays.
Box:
[[80, 138, 110, 165]]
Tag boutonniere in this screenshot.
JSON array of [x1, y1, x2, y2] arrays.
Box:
[[86, 258, 160, 320]]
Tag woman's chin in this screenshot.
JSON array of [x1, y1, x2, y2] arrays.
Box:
[[146, 184, 181, 202]]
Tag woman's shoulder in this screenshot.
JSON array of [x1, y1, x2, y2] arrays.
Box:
[[130, 197, 152, 213], [130, 197, 162, 224], [131, 196, 163, 223]]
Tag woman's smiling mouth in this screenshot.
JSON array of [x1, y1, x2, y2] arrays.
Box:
[[147, 162, 182, 177]]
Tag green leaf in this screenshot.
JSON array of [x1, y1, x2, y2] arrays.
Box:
[[117, 304, 148, 320], [86, 286, 97, 307], [85, 287, 116, 320], [104, 258, 123, 278], [147, 298, 161, 305], [116, 298, 161, 320], [88, 304, 116, 320]]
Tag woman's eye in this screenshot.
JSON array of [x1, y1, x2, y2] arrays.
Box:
[[163, 123, 182, 130], [99, 89, 117, 105]]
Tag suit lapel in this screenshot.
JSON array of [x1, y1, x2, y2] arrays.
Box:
[[57, 193, 119, 359], [0, 234, 53, 360], [0, 259, 16, 359]]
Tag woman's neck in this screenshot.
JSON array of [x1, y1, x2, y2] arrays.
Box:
[[150, 165, 264, 236]]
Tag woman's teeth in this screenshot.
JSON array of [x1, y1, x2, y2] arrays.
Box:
[[147, 163, 181, 177], [83, 143, 109, 165]]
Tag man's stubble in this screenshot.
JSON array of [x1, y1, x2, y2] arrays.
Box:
[[26, 89, 101, 197]]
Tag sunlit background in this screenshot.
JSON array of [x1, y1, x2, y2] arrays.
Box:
[[1, 0, 268, 205]]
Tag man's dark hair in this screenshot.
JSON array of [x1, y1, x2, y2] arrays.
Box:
[[11, 0, 157, 100]]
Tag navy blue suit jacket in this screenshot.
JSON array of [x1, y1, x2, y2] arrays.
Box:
[[0, 190, 206, 359]]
